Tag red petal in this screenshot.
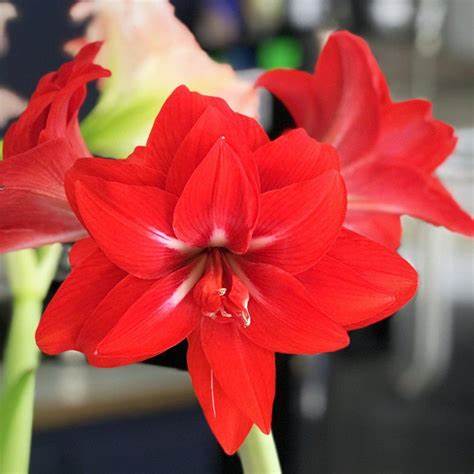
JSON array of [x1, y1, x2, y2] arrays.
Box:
[[254, 129, 339, 192], [298, 228, 417, 330], [233, 111, 269, 151], [73, 177, 195, 279], [246, 170, 346, 273], [310, 31, 387, 163], [345, 210, 402, 250], [69, 153, 166, 188], [73, 41, 103, 63], [36, 249, 126, 354], [95, 261, 204, 359], [144, 86, 235, 175], [165, 106, 262, 196], [256, 69, 318, 134], [258, 31, 386, 165], [65, 154, 167, 216], [1, 139, 72, 200], [3, 42, 109, 159], [69, 237, 98, 268], [0, 139, 84, 252], [77, 275, 156, 361], [173, 138, 259, 253], [231, 258, 349, 354], [376, 99, 456, 173], [42, 67, 110, 155], [347, 164, 474, 238], [200, 318, 275, 433], [187, 331, 252, 454]]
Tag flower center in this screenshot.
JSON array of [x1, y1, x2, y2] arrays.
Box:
[[193, 249, 251, 328]]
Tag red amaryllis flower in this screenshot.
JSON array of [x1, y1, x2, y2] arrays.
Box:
[[0, 42, 110, 252], [257, 30, 474, 249], [36, 86, 417, 453]]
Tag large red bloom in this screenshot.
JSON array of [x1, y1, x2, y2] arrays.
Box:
[[36, 86, 417, 453], [257, 30, 473, 249], [0, 42, 110, 252]]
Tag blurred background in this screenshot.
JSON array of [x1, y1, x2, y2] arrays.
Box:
[[0, 0, 473, 473]]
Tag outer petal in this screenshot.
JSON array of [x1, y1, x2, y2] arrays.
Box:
[[69, 153, 166, 188], [36, 248, 126, 354], [42, 66, 110, 156], [257, 31, 385, 165], [344, 210, 402, 250], [298, 228, 417, 330], [3, 42, 109, 159], [76, 275, 155, 357], [0, 139, 71, 200], [95, 260, 205, 360], [73, 177, 195, 279], [69, 237, 98, 268], [65, 154, 167, 216], [187, 330, 252, 454], [230, 258, 349, 354], [256, 69, 317, 133], [247, 170, 346, 273], [309, 30, 386, 163], [254, 129, 339, 192], [173, 139, 259, 253], [0, 139, 84, 252], [200, 318, 275, 434], [347, 164, 474, 238], [376, 99, 456, 173]]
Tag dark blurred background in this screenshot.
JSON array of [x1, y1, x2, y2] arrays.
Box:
[[0, 1, 473, 473]]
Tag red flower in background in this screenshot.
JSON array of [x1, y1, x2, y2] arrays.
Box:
[[0, 42, 110, 252], [257, 30, 473, 249], [36, 86, 417, 453]]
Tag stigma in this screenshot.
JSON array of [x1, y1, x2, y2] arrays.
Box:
[[193, 249, 251, 328]]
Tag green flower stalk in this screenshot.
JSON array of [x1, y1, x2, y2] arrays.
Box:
[[0, 244, 62, 474], [239, 427, 282, 474]]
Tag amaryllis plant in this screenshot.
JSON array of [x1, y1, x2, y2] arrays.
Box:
[[1, 19, 471, 472], [257, 31, 474, 249], [35, 86, 417, 454], [0, 42, 109, 252]]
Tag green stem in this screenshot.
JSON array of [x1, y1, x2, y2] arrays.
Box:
[[0, 245, 62, 474], [0, 297, 42, 474], [238, 426, 282, 474]]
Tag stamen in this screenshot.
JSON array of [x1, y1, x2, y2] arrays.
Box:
[[219, 309, 233, 318], [193, 249, 252, 327], [241, 308, 251, 328]]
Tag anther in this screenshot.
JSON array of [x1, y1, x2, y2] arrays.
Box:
[[220, 309, 233, 318]]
